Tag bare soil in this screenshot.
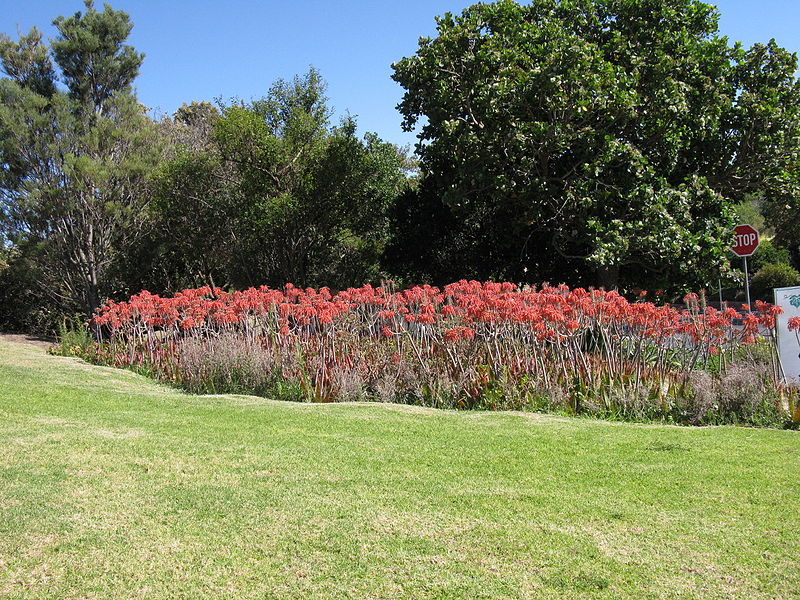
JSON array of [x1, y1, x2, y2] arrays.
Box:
[[0, 333, 55, 350]]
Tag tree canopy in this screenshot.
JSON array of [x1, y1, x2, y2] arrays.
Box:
[[140, 69, 410, 293], [391, 0, 800, 290], [0, 0, 158, 318]]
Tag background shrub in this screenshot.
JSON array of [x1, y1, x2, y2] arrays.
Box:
[[751, 263, 800, 301], [748, 238, 793, 272]]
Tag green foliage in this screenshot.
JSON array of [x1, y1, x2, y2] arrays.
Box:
[[0, 246, 60, 333], [746, 238, 792, 272], [764, 177, 800, 270], [147, 69, 409, 291], [51, 0, 143, 114], [0, 1, 159, 318], [53, 318, 94, 357], [751, 263, 800, 301], [733, 198, 767, 236], [0, 27, 56, 98], [391, 0, 800, 291]]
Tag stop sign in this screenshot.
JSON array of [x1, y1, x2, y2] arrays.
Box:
[[731, 224, 760, 257]]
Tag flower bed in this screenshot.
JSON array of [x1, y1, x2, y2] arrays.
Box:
[[85, 281, 797, 426]]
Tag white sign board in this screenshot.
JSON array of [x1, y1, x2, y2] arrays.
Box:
[[774, 285, 800, 385]]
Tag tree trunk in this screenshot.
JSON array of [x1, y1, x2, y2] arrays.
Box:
[[85, 221, 101, 317], [85, 272, 101, 318]]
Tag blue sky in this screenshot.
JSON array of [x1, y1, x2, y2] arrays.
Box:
[[2, 1, 798, 150]]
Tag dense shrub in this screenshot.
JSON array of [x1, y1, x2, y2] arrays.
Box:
[[751, 263, 800, 301], [0, 251, 61, 335], [748, 239, 793, 272]]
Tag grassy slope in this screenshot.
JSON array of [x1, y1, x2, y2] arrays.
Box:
[[0, 340, 797, 600]]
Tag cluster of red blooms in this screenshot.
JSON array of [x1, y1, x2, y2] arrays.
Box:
[[92, 281, 780, 350], [89, 281, 784, 406]]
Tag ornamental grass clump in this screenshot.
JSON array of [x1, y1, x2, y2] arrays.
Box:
[[177, 333, 279, 396], [82, 281, 798, 426]]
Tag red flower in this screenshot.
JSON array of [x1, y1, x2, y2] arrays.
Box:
[[444, 328, 460, 342]]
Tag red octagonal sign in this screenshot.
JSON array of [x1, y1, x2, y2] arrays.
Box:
[[731, 224, 760, 257]]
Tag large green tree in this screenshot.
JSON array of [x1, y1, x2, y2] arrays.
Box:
[[391, 0, 800, 290], [126, 100, 238, 293], [0, 1, 159, 318], [149, 70, 410, 291]]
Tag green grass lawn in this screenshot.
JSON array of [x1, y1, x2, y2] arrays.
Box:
[[0, 340, 798, 599]]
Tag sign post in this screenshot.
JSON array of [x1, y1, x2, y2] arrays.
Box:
[[730, 224, 760, 309]]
